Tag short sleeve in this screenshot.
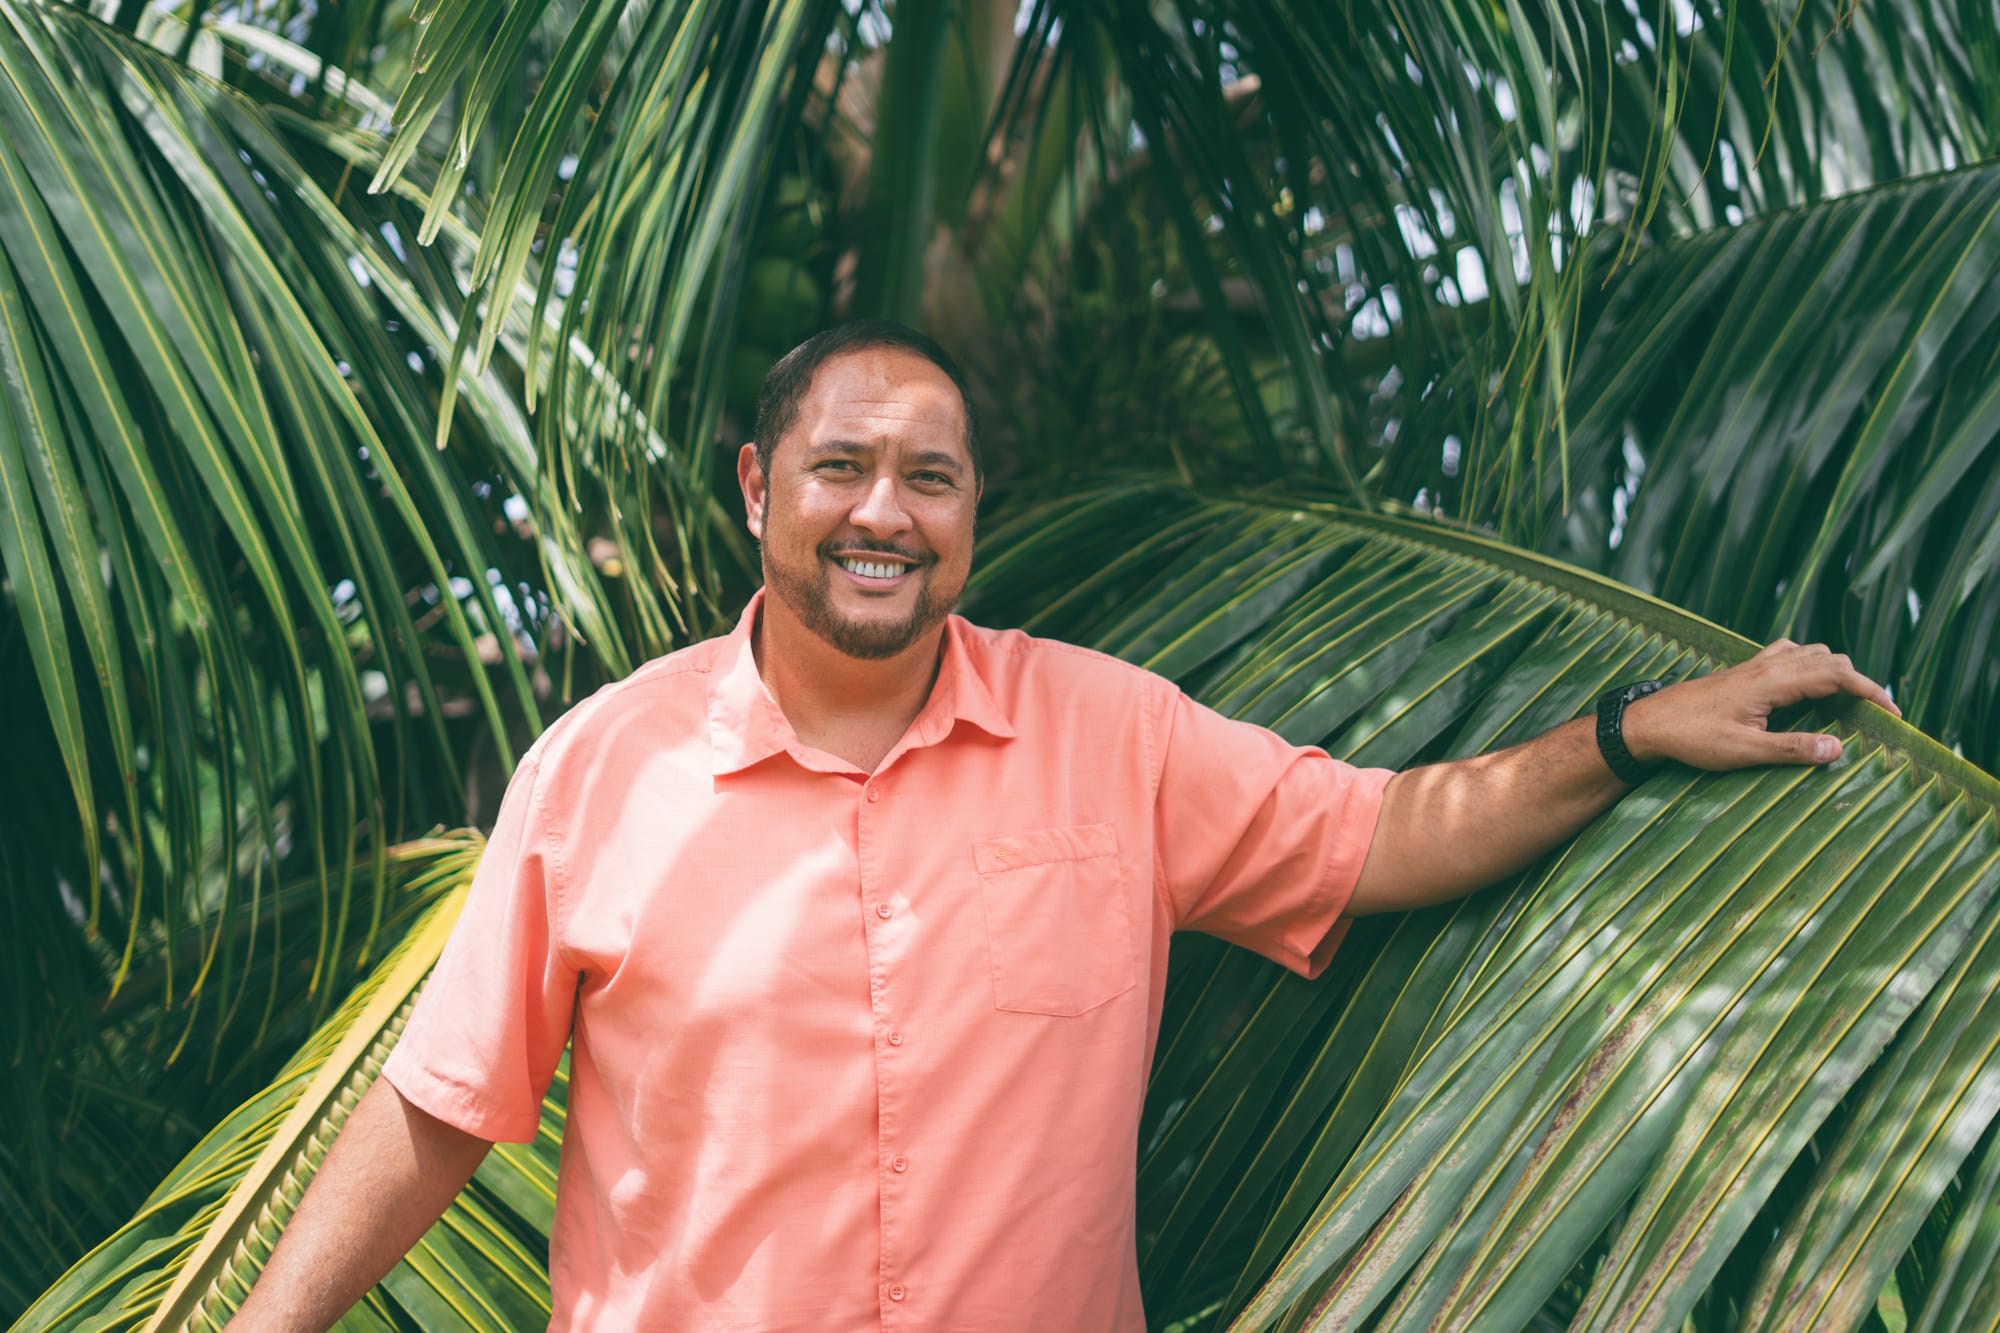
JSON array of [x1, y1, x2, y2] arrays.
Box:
[[382, 749, 577, 1142], [1156, 689, 1393, 978]]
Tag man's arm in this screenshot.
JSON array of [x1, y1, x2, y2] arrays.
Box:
[[1346, 640, 1900, 916], [227, 1077, 495, 1330]]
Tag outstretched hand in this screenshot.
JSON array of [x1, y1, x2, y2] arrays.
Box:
[[1622, 639, 1901, 773], [1348, 638, 1903, 916]]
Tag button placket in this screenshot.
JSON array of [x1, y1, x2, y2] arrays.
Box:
[[860, 769, 910, 1322]]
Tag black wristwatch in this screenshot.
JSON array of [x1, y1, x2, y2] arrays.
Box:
[[1596, 679, 1662, 785]]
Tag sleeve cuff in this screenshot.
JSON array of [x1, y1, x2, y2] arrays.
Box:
[[1298, 765, 1395, 979], [380, 1045, 544, 1145]]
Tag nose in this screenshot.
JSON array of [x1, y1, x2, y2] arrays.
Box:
[[849, 473, 913, 539]]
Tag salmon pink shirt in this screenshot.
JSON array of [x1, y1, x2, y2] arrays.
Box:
[[383, 591, 1391, 1330]]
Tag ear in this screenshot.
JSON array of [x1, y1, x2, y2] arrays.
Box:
[[737, 442, 767, 539]]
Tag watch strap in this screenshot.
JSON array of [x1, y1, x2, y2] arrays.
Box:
[[1596, 679, 1662, 785]]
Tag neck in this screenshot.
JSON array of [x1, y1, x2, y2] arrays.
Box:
[[751, 599, 947, 772]]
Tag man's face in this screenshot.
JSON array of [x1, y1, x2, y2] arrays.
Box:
[[738, 347, 979, 660]]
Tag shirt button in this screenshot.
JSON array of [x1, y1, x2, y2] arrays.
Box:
[[887, 1030, 904, 1046], [891, 1155, 909, 1172], [889, 1286, 906, 1302], [876, 903, 893, 919], [866, 787, 880, 803]]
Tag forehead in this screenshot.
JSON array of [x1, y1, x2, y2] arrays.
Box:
[[783, 347, 970, 463]]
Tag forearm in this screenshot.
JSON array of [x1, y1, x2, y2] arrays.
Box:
[[1348, 714, 1626, 915], [229, 1077, 494, 1330], [1343, 639, 1898, 916]]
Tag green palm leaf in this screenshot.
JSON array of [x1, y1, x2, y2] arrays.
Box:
[[0, 7, 638, 1298], [373, 0, 1998, 538], [0, 0, 574, 980], [10, 833, 561, 1333], [1017, 0, 2000, 531], [1909, 1113, 2000, 1333], [29, 482, 2000, 1330], [366, 0, 846, 639], [1740, 881, 2000, 1329], [1542, 160, 2000, 776]]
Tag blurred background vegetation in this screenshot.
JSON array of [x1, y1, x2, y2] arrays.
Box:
[[3, 0, 1999, 1326]]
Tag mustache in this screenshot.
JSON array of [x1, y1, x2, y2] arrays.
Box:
[[821, 540, 929, 564]]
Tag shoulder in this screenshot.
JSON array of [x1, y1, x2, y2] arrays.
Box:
[[521, 632, 728, 774], [953, 617, 1178, 711]]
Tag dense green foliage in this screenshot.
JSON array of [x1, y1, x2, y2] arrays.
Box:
[[3, 0, 1998, 1326]]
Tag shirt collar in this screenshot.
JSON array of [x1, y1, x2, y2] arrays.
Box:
[[707, 589, 1016, 778]]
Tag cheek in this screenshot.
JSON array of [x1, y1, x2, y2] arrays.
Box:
[[765, 489, 827, 537], [919, 501, 976, 546]]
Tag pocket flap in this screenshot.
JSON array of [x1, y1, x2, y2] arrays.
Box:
[[974, 822, 1120, 875]]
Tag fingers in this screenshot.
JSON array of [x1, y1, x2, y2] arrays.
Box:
[[1835, 657, 1902, 717], [1658, 641, 1894, 774], [1761, 639, 1903, 718], [1753, 640, 1892, 768], [1772, 730, 1843, 766]]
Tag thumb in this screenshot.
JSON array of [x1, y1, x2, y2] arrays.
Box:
[[1775, 730, 1842, 766]]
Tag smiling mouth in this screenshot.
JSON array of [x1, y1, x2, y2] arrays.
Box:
[[830, 553, 922, 585]]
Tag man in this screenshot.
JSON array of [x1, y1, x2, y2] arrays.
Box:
[[234, 321, 1899, 1330]]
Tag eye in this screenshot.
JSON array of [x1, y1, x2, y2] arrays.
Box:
[[911, 471, 957, 489], [815, 459, 861, 474]]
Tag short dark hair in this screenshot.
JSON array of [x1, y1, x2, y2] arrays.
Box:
[[751, 320, 981, 482]]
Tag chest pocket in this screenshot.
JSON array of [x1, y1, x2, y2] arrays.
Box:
[[973, 823, 1135, 1016]]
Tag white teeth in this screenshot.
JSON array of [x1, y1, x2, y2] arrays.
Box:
[[839, 558, 906, 580]]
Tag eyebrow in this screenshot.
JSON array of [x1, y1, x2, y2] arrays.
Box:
[[808, 440, 968, 478]]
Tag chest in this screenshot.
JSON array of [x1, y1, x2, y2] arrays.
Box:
[[553, 737, 1159, 1037]]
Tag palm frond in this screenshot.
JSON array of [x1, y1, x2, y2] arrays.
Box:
[[1741, 886, 2000, 1329], [1547, 159, 2000, 773], [366, 0, 846, 640], [357, 0, 1995, 548], [0, 0, 580, 979], [1013, 1, 2000, 532], [9, 834, 485, 1332], [0, 6, 633, 1302], [11, 835, 529, 1332], [1909, 1112, 2000, 1332]]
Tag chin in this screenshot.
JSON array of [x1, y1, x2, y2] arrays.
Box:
[[831, 634, 922, 661], [766, 559, 961, 661], [816, 609, 928, 660]]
